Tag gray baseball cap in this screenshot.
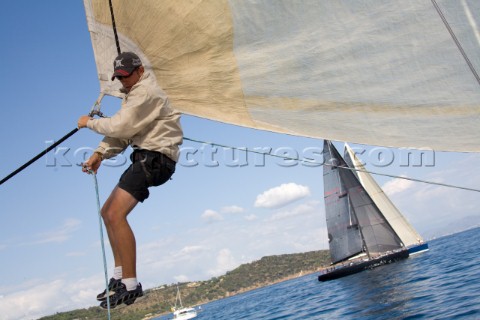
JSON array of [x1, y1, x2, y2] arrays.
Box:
[[111, 52, 142, 80]]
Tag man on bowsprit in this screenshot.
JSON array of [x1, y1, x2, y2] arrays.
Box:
[[77, 52, 183, 308]]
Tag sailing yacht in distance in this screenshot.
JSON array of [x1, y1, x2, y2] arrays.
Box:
[[171, 285, 198, 320], [343, 143, 429, 255], [318, 140, 428, 281]]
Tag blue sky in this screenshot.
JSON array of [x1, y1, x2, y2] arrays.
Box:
[[1, 1, 480, 319]]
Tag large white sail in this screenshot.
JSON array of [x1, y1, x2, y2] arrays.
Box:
[[344, 144, 425, 249], [83, 0, 480, 152]]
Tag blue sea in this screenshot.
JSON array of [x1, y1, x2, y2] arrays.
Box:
[[154, 228, 480, 320]]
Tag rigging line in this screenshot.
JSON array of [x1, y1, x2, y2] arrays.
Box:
[[183, 137, 480, 193], [183, 137, 311, 163], [91, 171, 112, 319], [337, 165, 480, 193], [431, 0, 480, 87], [108, 0, 121, 55], [0, 101, 106, 186], [0, 128, 79, 186]]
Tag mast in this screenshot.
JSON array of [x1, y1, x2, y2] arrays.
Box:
[[175, 284, 184, 309]]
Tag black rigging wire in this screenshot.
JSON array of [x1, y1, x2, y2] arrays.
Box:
[[0, 129, 79, 186], [1, 1, 123, 186], [109, 0, 122, 55], [431, 0, 480, 87]]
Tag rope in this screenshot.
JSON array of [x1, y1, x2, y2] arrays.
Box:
[[183, 137, 480, 193], [0, 97, 106, 186], [0, 128, 79, 186], [431, 0, 480, 87], [91, 171, 112, 319], [108, 0, 122, 55]]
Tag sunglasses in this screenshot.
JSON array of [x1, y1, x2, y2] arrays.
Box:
[[115, 67, 139, 80], [115, 74, 132, 80]]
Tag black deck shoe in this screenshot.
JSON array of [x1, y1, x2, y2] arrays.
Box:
[[97, 278, 122, 301], [100, 282, 143, 309]]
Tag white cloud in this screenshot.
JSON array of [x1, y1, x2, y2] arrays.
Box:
[[268, 201, 320, 221], [208, 249, 237, 277], [174, 275, 190, 283], [178, 245, 205, 256], [137, 239, 212, 288], [20, 218, 82, 246], [221, 205, 244, 214], [254, 183, 310, 209], [382, 177, 414, 196], [0, 275, 101, 320], [201, 209, 223, 222], [244, 214, 258, 221]]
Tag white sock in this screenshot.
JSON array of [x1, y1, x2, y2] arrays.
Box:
[[113, 266, 123, 280], [122, 278, 138, 291]]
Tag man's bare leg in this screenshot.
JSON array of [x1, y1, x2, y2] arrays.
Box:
[[101, 186, 139, 279]]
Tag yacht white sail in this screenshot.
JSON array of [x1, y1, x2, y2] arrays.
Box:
[[343, 143, 429, 255]]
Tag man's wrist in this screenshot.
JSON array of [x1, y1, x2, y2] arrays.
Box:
[[94, 151, 104, 161]]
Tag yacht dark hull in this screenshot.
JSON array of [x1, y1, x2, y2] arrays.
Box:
[[318, 249, 409, 282]]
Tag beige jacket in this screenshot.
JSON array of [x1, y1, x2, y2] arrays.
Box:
[[87, 72, 183, 162]]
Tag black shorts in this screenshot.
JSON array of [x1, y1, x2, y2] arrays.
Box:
[[118, 149, 176, 202]]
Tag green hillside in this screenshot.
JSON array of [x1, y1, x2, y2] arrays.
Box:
[[40, 250, 330, 320]]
